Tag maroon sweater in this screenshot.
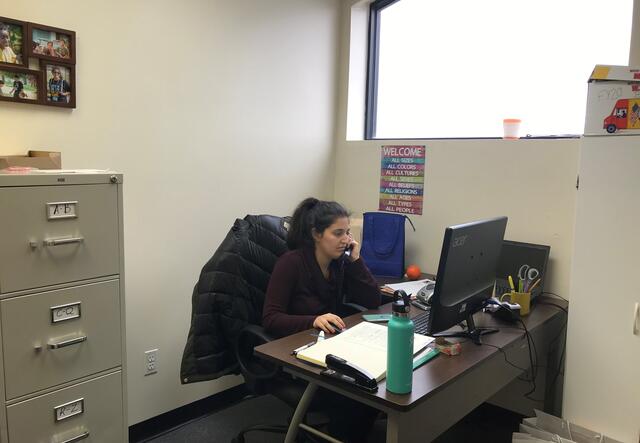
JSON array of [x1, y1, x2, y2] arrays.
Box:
[[262, 248, 381, 338]]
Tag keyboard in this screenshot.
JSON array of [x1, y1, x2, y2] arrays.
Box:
[[412, 308, 432, 336]]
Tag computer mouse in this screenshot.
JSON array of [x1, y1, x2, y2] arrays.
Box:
[[328, 321, 344, 334]]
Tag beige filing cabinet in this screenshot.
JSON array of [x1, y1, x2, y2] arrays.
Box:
[[0, 171, 127, 443]]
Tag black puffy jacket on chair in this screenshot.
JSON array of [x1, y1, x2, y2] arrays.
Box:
[[180, 214, 289, 384]]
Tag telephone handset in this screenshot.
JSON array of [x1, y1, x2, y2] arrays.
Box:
[[340, 243, 354, 261]]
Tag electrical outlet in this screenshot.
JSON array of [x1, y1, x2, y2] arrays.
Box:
[[145, 349, 158, 376]]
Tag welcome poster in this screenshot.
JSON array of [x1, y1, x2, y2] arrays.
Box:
[[379, 145, 425, 215]]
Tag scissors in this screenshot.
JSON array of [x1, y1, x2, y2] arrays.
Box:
[[517, 264, 539, 292]]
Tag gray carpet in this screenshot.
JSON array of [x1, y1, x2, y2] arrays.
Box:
[[140, 394, 519, 442], [144, 395, 294, 443]]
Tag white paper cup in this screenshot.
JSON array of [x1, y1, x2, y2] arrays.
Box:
[[503, 119, 521, 139]]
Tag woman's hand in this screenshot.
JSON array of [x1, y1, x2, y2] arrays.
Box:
[[313, 313, 346, 334], [346, 234, 361, 261]]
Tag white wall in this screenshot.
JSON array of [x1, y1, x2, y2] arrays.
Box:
[[335, 1, 579, 299], [631, 0, 640, 65], [334, 139, 579, 299], [0, 0, 341, 425]]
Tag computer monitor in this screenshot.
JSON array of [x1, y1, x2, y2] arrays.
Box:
[[495, 240, 550, 300], [426, 216, 508, 345]]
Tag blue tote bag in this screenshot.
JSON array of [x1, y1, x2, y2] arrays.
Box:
[[360, 212, 415, 278]]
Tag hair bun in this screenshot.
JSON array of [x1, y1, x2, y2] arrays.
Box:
[[301, 197, 319, 209], [287, 197, 349, 250]]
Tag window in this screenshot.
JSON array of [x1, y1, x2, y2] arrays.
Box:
[[366, 0, 634, 139]]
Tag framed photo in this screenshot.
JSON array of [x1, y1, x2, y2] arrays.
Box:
[[0, 17, 27, 67], [0, 65, 42, 104], [27, 22, 75, 64], [42, 62, 75, 108]]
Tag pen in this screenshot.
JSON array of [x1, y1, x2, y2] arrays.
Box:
[[291, 341, 316, 356], [508, 275, 515, 291], [528, 278, 541, 292]]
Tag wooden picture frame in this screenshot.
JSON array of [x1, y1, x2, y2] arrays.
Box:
[[42, 62, 75, 108], [0, 16, 28, 67], [0, 65, 42, 105], [27, 22, 75, 64]]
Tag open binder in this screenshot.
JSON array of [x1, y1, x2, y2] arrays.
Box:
[[295, 321, 434, 381]]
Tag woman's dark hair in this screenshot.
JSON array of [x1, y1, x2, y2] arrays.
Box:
[[287, 197, 350, 250]]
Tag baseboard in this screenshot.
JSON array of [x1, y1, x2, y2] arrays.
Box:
[[129, 383, 249, 442]]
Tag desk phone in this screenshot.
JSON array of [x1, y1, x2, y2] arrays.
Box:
[[412, 282, 435, 311]]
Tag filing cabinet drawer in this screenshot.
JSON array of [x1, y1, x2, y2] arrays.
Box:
[[1, 280, 122, 399], [6, 371, 123, 443], [0, 184, 119, 293]]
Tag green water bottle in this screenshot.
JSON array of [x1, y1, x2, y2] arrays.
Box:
[[386, 290, 414, 394]]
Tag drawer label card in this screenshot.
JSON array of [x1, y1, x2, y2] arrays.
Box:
[[51, 302, 81, 323], [54, 398, 84, 422], [47, 201, 78, 220]]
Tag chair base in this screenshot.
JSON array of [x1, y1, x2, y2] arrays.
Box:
[[233, 383, 340, 443], [232, 424, 289, 443]]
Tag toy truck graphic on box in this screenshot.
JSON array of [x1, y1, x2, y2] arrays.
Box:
[[603, 98, 640, 133]]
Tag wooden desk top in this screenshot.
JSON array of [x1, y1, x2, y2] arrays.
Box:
[[254, 296, 567, 412]]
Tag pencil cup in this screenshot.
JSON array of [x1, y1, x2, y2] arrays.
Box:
[[503, 119, 521, 139], [501, 291, 531, 315]]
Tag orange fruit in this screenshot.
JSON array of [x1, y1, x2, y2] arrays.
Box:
[[405, 264, 421, 280]]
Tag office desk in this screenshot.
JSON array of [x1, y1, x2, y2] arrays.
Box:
[[255, 297, 567, 443]]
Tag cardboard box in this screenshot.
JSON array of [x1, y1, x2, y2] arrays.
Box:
[[0, 151, 62, 170], [584, 65, 640, 135]]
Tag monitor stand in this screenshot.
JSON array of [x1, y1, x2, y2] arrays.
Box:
[[432, 314, 498, 345]]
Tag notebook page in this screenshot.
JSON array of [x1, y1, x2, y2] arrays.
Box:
[[296, 322, 434, 381]]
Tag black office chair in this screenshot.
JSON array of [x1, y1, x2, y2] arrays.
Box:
[[180, 214, 366, 442], [229, 216, 368, 443]]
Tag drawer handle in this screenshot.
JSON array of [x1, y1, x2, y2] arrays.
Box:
[[58, 431, 90, 443], [43, 236, 85, 247], [48, 335, 87, 349]]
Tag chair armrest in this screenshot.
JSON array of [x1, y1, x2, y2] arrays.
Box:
[[241, 324, 276, 343], [234, 324, 280, 381]]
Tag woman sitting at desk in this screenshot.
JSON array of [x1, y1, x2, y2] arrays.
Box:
[[262, 197, 381, 443]]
